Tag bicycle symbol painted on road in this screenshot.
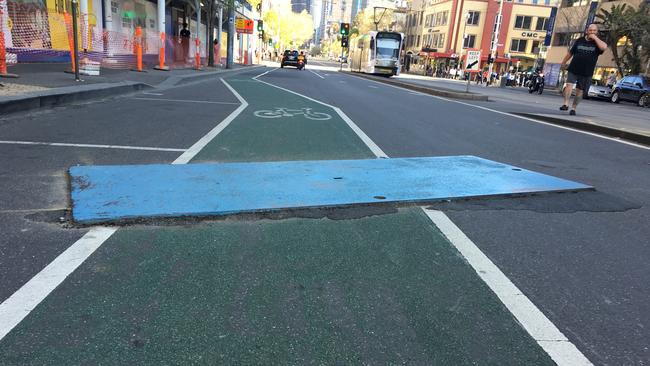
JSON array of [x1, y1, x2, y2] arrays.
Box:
[[254, 107, 332, 121]]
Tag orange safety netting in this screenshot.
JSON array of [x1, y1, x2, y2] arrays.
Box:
[[1, 4, 211, 72]]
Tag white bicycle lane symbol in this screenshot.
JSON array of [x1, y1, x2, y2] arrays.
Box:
[[254, 107, 332, 121]]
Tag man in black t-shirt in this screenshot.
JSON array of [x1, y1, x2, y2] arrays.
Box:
[[560, 24, 607, 115]]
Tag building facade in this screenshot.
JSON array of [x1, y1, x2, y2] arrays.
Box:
[[405, 0, 557, 74]]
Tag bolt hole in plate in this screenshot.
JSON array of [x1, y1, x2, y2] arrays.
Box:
[[333, 177, 343, 180], [512, 168, 522, 171], [374, 196, 387, 200]]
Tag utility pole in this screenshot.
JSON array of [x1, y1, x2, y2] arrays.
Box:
[[487, 0, 503, 86], [227, 0, 235, 68]]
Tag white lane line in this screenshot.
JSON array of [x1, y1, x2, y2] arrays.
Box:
[[253, 67, 279, 79], [252, 72, 387, 158], [133, 97, 240, 105], [0, 140, 186, 152], [173, 78, 248, 164], [346, 74, 650, 151], [308, 69, 325, 79], [0, 227, 118, 341], [424, 210, 592, 366], [254, 73, 592, 365], [368, 85, 378, 89], [141, 92, 164, 96], [0, 77, 250, 343]]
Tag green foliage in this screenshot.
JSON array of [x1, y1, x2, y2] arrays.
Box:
[[262, 5, 313, 50], [596, 3, 650, 75]]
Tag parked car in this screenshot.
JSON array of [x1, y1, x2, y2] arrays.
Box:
[[587, 84, 612, 100], [610, 74, 650, 107]]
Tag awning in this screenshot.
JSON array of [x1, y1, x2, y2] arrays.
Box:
[[418, 51, 456, 59]]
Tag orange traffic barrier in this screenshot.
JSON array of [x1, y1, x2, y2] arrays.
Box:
[[154, 32, 169, 70], [0, 27, 7, 75], [132, 26, 144, 72], [64, 12, 76, 73], [194, 38, 200, 70]]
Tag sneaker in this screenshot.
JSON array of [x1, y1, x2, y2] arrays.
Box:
[[569, 110, 576, 116], [559, 105, 569, 111]]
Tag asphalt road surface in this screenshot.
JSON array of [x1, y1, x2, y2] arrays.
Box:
[[0, 64, 648, 365]]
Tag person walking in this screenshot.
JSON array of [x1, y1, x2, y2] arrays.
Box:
[[559, 23, 607, 115]]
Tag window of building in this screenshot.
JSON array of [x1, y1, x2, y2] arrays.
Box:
[[467, 11, 480, 25], [514, 15, 532, 29], [532, 0, 538, 4], [531, 40, 540, 53], [510, 39, 528, 52], [544, 0, 550, 4], [535, 17, 548, 31], [417, 35, 421, 47], [463, 34, 476, 48]]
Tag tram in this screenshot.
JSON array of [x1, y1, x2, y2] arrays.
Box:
[[349, 31, 404, 77]]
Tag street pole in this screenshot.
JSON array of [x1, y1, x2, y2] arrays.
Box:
[[218, 6, 222, 66], [462, 13, 469, 92], [227, 2, 234, 68], [71, 0, 81, 81], [487, 0, 504, 86]]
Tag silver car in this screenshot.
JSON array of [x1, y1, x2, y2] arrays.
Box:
[[587, 84, 612, 100]]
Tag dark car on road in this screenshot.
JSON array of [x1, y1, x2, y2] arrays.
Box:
[[281, 50, 299, 68], [610, 74, 650, 107]]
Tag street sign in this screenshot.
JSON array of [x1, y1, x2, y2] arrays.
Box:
[[465, 50, 481, 72], [235, 18, 254, 34]]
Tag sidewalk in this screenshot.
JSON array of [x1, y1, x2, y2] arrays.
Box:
[[0, 63, 257, 114], [393, 72, 650, 144]]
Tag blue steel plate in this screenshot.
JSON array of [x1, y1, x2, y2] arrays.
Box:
[[70, 156, 592, 223]]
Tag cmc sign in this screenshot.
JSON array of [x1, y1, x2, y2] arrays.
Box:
[[236, 18, 254, 34], [521, 32, 544, 38]]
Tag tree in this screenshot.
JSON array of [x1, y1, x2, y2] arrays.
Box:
[[596, 3, 650, 75], [263, 5, 313, 50]]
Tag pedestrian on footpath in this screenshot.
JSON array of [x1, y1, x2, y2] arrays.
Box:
[[559, 23, 607, 115]]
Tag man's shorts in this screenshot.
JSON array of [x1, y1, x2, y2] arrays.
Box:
[[566, 72, 592, 91]]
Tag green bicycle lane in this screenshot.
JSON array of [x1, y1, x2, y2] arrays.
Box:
[[0, 73, 555, 365]]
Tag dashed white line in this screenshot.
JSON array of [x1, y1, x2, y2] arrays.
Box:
[[0, 140, 186, 152], [308, 69, 325, 79]]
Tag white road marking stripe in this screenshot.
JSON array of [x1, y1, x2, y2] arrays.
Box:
[[308, 69, 325, 79], [255, 72, 593, 365], [0, 227, 118, 341], [347, 74, 650, 151], [141, 92, 164, 96], [0, 77, 250, 343], [368, 85, 378, 89], [0, 140, 186, 152], [423, 209, 593, 366], [172, 78, 248, 164], [252, 71, 387, 158], [133, 97, 240, 105], [253, 67, 279, 79]]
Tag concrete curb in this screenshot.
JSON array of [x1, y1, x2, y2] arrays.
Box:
[[516, 112, 650, 146], [0, 81, 151, 115], [342, 71, 489, 101]]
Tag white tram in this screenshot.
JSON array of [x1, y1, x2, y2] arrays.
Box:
[[349, 31, 404, 77]]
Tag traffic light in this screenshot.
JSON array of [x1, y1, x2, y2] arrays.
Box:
[[258, 30, 264, 39], [487, 53, 494, 64], [341, 35, 349, 48], [257, 20, 263, 32], [340, 22, 349, 35]]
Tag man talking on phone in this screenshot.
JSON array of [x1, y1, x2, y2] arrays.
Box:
[[560, 23, 607, 115]]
